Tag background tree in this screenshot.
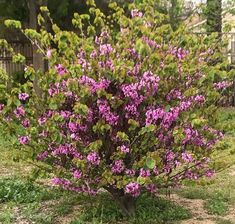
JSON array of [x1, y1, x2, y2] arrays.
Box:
[[206, 0, 222, 33]]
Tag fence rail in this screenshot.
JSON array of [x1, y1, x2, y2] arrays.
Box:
[[0, 41, 33, 74]]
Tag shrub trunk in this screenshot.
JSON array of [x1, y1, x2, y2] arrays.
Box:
[[106, 187, 136, 216]]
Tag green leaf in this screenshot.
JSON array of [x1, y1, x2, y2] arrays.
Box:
[[145, 157, 156, 169], [4, 20, 22, 29], [128, 119, 140, 131], [137, 176, 146, 184], [88, 140, 103, 151], [73, 103, 88, 116], [165, 105, 171, 112], [49, 102, 58, 110], [139, 125, 156, 135], [117, 132, 129, 142]]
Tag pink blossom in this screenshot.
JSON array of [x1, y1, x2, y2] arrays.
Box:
[[131, 9, 143, 18], [125, 169, 136, 176], [145, 184, 157, 193], [111, 160, 125, 174], [182, 152, 193, 163], [139, 168, 150, 177], [87, 152, 100, 166], [18, 93, 29, 101], [99, 44, 113, 55], [125, 182, 141, 197], [73, 170, 82, 179], [205, 169, 214, 178], [21, 119, 30, 128], [46, 49, 52, 58], [120, 145, 130, 153], [55, 64, 68, 76], [213, 81, 232, 90], [38, 117, 47, 126], [18, 136, 30, 145], [68, 122, 78, 133], [14, 106, 25, 118], [37, 151, 48, 161]]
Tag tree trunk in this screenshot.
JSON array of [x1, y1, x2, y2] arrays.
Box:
[[105, 187, 136, 216]]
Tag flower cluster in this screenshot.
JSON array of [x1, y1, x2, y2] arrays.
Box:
[[97, 99, 119, 125], [55, 64, 68, 76], [214, 81, 232, 90]]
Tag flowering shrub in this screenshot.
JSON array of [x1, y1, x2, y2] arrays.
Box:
[[0, 0, 230, 215]]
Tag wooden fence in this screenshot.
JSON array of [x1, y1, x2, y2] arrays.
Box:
[[0, 41, 33, 75]]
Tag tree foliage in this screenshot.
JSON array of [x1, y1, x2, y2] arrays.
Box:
[[206, 0, 222, 33]]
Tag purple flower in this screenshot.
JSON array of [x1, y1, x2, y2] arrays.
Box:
[[194, 95, 205, 104], [14, 106, 25, 118], [79, 76, 110, 94], [145, 107, 165, 125], [38, 117, 47, 126], [166, 150, 175, 162], [46, 49, 52, 58], [182, 152, 193, 163], [51, 178, 71, 188], [153, 166, 159, 176], [60, 110, 71, 119], [55, 64, 68, 76], [120, 145, 130, 153], [68, 122, 78, 133], [125, 169, 136, 176], [185, 170, 198, 180], [139, 168, 150, 177], [97, 99, 119, 125], [21, 119, 30, 128], [52, 144, 82, 159], [99, 44, 113, 55], [166, 89, 182, 101], [87, 152, 100, 166], [124, 104, 139, 119], [111, 160, 125, 174], [18, 136, 30, 145], [121, 83, 144, 105], [90, 50, 97, 58], [214, 81, 232, 90], [18, 93, 29, 101], [145, 184, 157, 193], [139, 71, 160, 94], [73, 170, 82, 179], [131, 9, 143, 18], [37, 151, 48, 161], [125, 182, 141, 197], [205, 169, 214, 178]]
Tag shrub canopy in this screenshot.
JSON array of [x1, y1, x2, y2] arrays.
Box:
[[0, 0, 231, 215]]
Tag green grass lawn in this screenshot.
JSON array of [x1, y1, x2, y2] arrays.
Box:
[[0, 107, 235, 224]]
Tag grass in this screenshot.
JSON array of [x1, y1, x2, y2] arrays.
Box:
[[0, 177, 191, 224], [216, 218, 234, 224], [204, 197, 229, 216], [70, 193, 190, 224], [0, 205, 13, 224]]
